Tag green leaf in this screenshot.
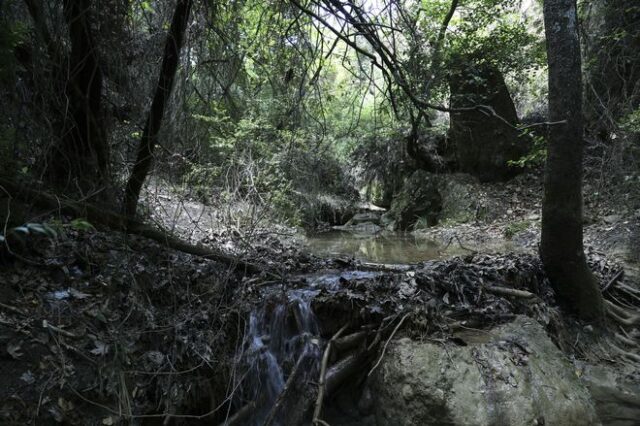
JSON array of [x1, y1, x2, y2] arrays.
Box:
[[70, 218, 95, 231]]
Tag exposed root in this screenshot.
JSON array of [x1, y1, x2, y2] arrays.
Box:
[[605, 300, 640, 326]]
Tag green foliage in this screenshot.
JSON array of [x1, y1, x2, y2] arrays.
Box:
[[504, 220, 531, 239], [508, 129, 547, 168], [619, 109, 640, 134], [70, 218, 95, 232]]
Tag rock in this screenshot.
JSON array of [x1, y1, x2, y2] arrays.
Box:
[[603, 214, 622, 224], [438, 173, 483, 223], [449, 62, 529, 182], [347, 212, 382, 226], [369, 316, 600, 426], [386, 171, 442, 230], [577, 362, 640, 426], [332, 222, 382, 235], [299, 193, 356, 227]]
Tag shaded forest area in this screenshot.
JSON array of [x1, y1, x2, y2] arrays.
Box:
[[0, 0, 639, 425]]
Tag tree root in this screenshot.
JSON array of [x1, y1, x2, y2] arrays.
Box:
[[605, 300, 640, 326]]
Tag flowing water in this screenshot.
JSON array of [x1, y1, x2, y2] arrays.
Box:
[[236, 232, 461, 424], [239, 291, 322, 425]]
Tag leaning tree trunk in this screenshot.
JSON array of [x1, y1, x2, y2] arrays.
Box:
[[540, 0, 604, 322], [51, 0, 109, 192], [123, 0, 192, 217]]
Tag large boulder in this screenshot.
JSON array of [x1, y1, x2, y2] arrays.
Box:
[[449, 63, 528, 182], [368, 316, 600, 425], [385, 171, 442, 230]]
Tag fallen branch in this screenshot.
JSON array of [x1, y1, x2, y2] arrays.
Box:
[[217, 401, 256, 426], [602, 269, 624, 293], [360, 262, 412, 272], [313, 323, 349, 425], [0, 178, 265, 275], [484, 285, 535, 299], [325, 348, 374, 395], [0, 301, 26, 316], [263, 352, 307, 426], [333, 331, 370, 353], [368, 312, 410, 377]]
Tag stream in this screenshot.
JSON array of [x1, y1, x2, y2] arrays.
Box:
[[235, 232, 449, 424], [234, 227, 535, 425], [304, 231, 464, 263]]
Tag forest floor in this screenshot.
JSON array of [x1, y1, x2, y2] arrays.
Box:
[[1, 171, 639, 425]]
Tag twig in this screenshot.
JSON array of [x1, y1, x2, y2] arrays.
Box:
[[0, 301, 26, 316], [368, 312, 410, 377], [313, 323, 349, 425], [43, 319, 78, 338], [602, 269, 624, 293]]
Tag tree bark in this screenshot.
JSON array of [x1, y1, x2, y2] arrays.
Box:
[[540, 0, 604, 322], [48, 0, 109, 192], [123, 0, 192, 217]]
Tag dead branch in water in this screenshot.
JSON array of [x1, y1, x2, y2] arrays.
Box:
[[313, 323, 349, 425]]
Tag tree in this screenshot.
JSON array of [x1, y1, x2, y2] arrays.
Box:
[[540, 0, 604, 322], [24, 0, 109, 192], [123, 0, 193, 217]]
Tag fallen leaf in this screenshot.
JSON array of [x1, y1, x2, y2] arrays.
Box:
[[6, 341, 23, 359], [69, 288, 91, 299], [90, 340, 109, 356], [20, 370, 35, 384]]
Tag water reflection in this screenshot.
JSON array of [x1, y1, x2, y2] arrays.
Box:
[[304, 231, 448, 263]]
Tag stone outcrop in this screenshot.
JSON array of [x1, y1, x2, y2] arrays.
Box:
[[449, 63, 528, 182], [367, 316, 600, 425]]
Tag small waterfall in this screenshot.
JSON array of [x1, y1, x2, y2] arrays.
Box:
[[238, 290, 322, 425]]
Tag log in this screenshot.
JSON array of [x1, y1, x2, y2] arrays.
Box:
[[333, 331, 370, 353], [325, 349, 373, 395], [0, 178, 265, 275]]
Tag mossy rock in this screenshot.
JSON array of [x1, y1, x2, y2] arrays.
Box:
[[387, 171, 442, 230], [369, 316, 600, 425]]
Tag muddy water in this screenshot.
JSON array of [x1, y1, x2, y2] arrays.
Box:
[[304, 231, 460, 263]]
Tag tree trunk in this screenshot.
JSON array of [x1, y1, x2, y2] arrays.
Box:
[[123, 0, 192, 217], [49, 0, 109, 192], [540, 0, 604, 322]]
